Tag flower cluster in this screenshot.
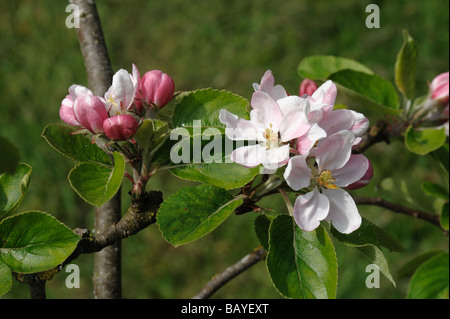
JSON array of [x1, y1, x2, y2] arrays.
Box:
[[220, 70, 372, 234], [59, 64, 175, 141]]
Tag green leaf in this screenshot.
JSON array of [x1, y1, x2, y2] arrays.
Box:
[[172, 88, 250, 128], [394, 30, 419, 100], [0, 211, 80, 274], [68, 152, 125, 207], [441, 202, 449, 230], [42, 124, 112, 166], [404, 125, 446, 155], [330, 218, 401, 286], [254, 214, 273, 251], [421, 181, 449, 200], [0, 258, 12, 297], [157, 185, 244, 247], [398, 250, 445, 279], [170, 163, 260, 190], [267, 215, 338, 299], [0, 136, 20, 175], [407, 252, 449, 299], [297, 55, 373, 80], [329, 70, 400, 115], [331, 218, 405, 253], [431, 144, 449, 174], [0, 163, 32, 220]]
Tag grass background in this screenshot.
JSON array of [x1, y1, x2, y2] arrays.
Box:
[[0, 0, 448, 299]]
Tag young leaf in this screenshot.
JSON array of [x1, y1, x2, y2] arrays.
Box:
[[0, 211, 80, 274], [421, 181, 449, 200], [297, 55, 373, 80], [172, 88, 250, 129], [42, 124, 112, 166], [68, 152, 125, 207], [0, 163, 32, 220], [329, 70, 400, 115], [267, 215, 338, 299], [404, 125, 446, 155], [394, 30, 419, 100], [0, 258, 12, 297], [157, 185, 244, 247], [407, 252, 449, 299], [0, 135, 20, 175]]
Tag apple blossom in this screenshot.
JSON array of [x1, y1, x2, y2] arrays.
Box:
[[70, 93, 109, 134], [138, 70, 175, 109], [299, 79, 318, 97], [429, 71, 449, 105], [59, 84, 93, 126], [104, 64, 140, 115], [103, 114, 139, 141], [284, 131, 370, 234], [219, 91, 312, 171]]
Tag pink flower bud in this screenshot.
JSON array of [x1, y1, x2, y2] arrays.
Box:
[[299, 79, 318, 97], [430, 72, 449, 105], [345, 159, 373, 190], [59, 85, 93, 126], [139, 70, 175, 108], [73, 94, 109, 134], [103, 114, 139, 140]]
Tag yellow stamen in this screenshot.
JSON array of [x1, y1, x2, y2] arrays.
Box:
[[317, 170, 339, 189]]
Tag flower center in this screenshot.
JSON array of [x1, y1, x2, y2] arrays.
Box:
[[263, 124, 280, 150], [317, 170, 338, 189]]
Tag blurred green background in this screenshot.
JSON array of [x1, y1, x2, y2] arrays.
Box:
[[0, 0, 448, 299]]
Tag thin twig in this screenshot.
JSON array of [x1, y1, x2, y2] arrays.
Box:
[[354, 196, 447, 234], [192, 246, 267, 299]]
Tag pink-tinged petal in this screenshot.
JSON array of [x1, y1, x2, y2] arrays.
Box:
[[140, 70, 175, 108], [333, 154, 370, 188], [430, 71, 449, 104], [105, 68, 136, 114], [250, 91, 283, 130], [68, 84, 92, 100], [253, 70, 288, 101], [103, 114, 139, 140], [296, 123, 327, 156], [219, 109, 261, 141], [311, 80, 337, 113], [299, 79, 318, 96], [73, 94, 108, 134], [230, 144, 266, 168], [322, 188, 361, 234], [345, 158, 373, 190], [276, 95, 310, 116], [60, 96, 80, 126], [279, 109, 311, 142], [318, 109, 354, 136], [349, 110, 369, 136], [284, 155, 312, 191], [315, 130, 354, 172], [293, 188, 330, 232], [262, 144, 290, 171]]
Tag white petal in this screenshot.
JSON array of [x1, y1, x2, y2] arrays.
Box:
[[284, 155, 312, 191], [333, 154, 370, 187], [251, 91, 283, 130], [279, 108, 311, 142], [219, 109, 260, 141], [315, 130, 355, 171], [318, 109, 354, 136], [293, 188, 330, 232], [230, 144, 265, 168], [322, 188, 362, 234], [296, 123, 327, 156], [262, 144, 290, 170], [349, 110, 369, 136]]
